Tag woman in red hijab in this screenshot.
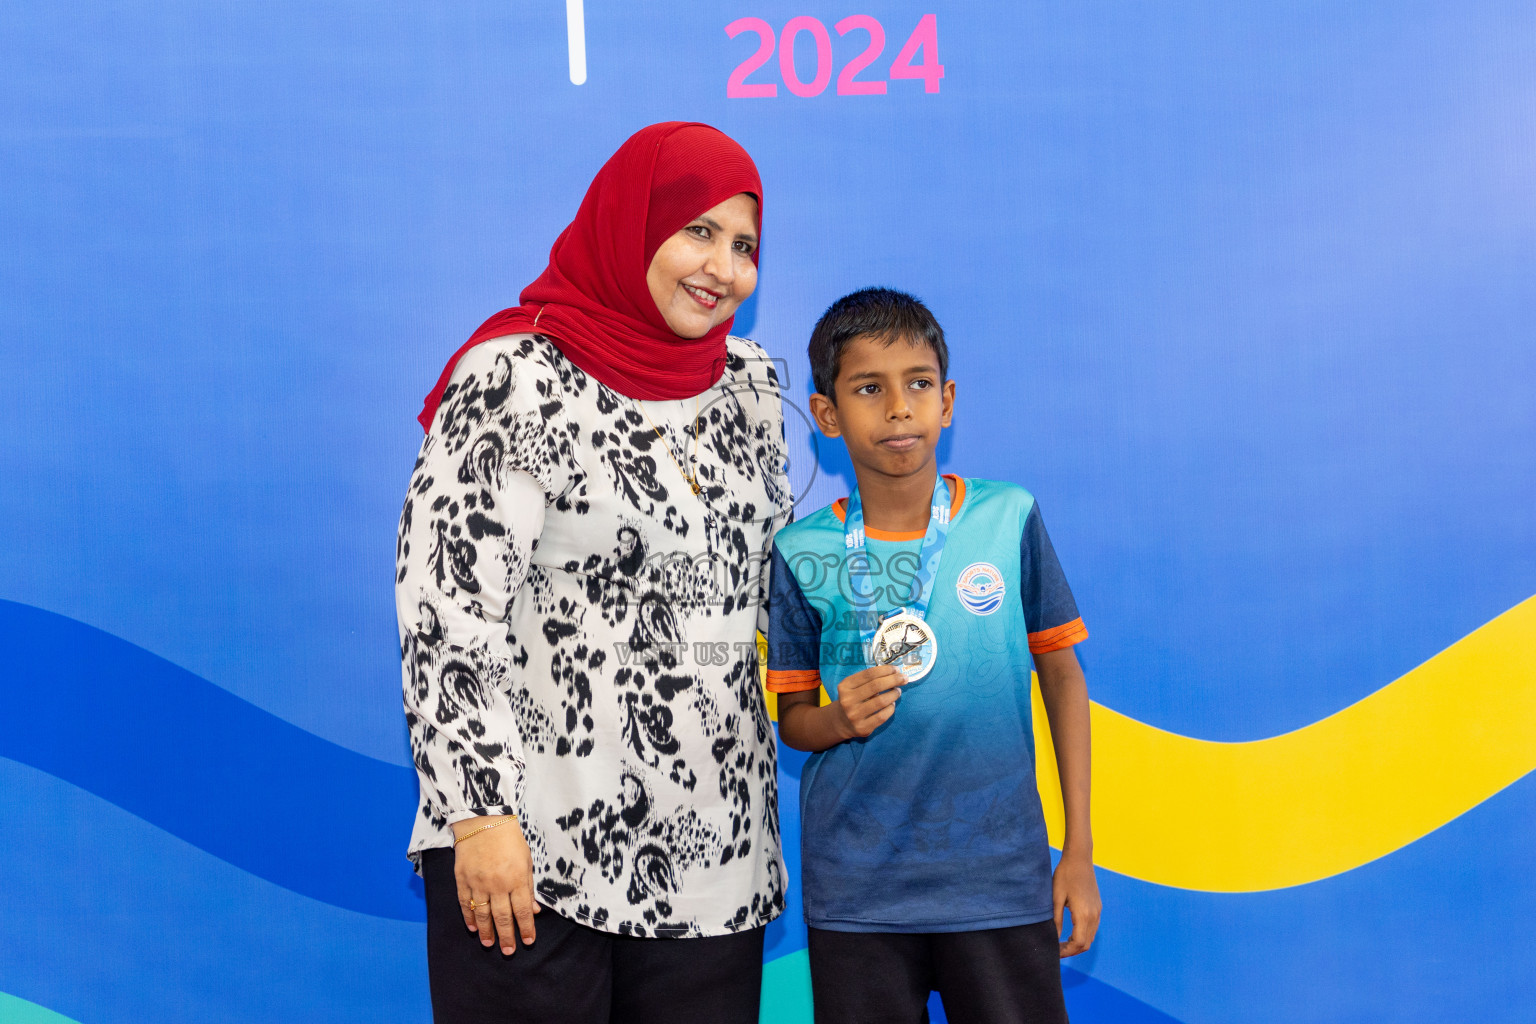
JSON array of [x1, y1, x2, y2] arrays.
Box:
[[395, 123, 791, 1023]]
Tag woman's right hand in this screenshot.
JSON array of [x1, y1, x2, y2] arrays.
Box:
[[451, 815, 540, 954]]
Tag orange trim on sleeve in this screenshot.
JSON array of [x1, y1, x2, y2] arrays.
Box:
[[766, 668, 823, 693], [831, 475, 967, 541], [1028, 617, 1088, 654]]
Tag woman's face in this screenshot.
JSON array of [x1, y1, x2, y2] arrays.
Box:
[[646, 193, 759, 339]]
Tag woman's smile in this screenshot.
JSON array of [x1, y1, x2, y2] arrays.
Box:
[[646, 192, 759, 338], [683, 283, 721, 309]]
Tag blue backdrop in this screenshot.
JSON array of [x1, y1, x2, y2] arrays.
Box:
[[2, 3, 1534, 1022]]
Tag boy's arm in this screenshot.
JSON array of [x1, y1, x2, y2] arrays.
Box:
[[766, 541, 906, 753], [776, 667, 906, 752], [1035, 645, 1101, 957]]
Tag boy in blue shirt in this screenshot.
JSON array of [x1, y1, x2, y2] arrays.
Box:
[[768, 288, 1100, 1022]]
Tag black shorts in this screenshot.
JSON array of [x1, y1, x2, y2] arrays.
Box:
[[807, 919, 1068, 1024], [421, 847, 765, 1024]]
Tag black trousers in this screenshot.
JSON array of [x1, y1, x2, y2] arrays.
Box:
[[808, 920, 1069, 1024], [422, 847, 765, 1024]]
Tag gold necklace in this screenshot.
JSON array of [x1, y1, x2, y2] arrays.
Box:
[[638, 396, 704, 496]]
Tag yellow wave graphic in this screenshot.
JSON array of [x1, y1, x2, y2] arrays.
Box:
[[1032, 594, 1536, 891], [763, 595, 1536, 892]]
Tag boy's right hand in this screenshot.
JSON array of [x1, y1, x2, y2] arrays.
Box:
[[831, 665, 906, 740]]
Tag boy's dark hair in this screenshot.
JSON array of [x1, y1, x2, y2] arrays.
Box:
[[808, 287, 949, 399]]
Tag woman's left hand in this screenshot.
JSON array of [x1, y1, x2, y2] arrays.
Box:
[[452, 815, 541, 955]]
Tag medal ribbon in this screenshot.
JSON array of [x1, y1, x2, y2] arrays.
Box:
[[844, 475, 952, 664]]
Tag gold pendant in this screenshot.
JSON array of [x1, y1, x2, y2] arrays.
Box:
[[690, 480, 702, 496]]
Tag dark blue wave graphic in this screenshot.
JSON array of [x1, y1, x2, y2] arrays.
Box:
[[1062, 968, 1185, 1023], [0, 600, 424, 921]]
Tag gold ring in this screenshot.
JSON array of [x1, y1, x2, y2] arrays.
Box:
[[468, 898, 485, 910]]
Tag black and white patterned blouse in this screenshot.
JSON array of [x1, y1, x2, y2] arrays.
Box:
[[396, 333, 791, 938]]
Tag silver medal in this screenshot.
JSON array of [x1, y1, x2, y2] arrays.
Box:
[[870, 611, 939, 682]]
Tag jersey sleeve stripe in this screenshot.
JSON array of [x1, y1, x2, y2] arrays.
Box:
[[766, 668, 823, 693], [1027, 617, 1088, 653]]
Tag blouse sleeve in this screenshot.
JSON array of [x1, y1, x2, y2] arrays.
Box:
[[395, 340, 561, 825]]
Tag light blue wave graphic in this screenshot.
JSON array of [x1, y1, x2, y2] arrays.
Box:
[[0, 991, 81, 1024], [0, 600, 423, 920]]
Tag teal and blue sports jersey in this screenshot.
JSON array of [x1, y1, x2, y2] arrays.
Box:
[[767, 475, 1087, 933]]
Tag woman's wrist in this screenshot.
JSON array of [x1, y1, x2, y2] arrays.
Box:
[[451, 814, 514, 838]]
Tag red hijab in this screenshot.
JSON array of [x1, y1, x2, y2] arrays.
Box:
[[418, 122, 762, 431]]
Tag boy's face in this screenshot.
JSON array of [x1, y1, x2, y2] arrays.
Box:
[[809, 333, 955, 482]]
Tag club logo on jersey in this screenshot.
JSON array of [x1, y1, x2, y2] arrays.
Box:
[[955, 561, 1006, 615]]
